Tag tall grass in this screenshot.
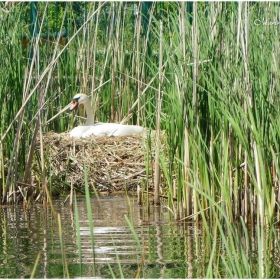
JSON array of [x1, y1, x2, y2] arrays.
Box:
[[144, 2, 280, 226], [1, 2, 280, 232], [2, 6, 279, 275]]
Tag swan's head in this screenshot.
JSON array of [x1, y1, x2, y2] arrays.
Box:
[[70, 93, 89, 111]]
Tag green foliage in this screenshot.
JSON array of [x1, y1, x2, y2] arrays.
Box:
[[1, 6, 280, 277]]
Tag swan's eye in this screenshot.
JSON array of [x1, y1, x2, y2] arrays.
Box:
[[73, 96, 80, 102]]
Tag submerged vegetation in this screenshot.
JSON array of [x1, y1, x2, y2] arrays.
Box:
[[1, 1, 280, 278]]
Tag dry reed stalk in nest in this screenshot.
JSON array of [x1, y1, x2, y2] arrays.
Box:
[[33, 132, 156, 193]]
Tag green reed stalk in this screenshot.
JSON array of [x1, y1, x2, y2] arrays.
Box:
[[124, 214, 144, 278], [0, 3, 277, 277], [194, 184, 256, 278], [73, 182, 119, 279], [3, 3, 49, 201], [0, 3, 105, 203], [30, 252, 41, 279], [2, 2, 280, 237], [74, 193, 83, 276], [154, 20, 163, 206], [58, 212, 70, 278], [84, 167, 96, 276]]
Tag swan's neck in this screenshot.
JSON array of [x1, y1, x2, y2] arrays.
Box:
[[83, 100, 94, 125]]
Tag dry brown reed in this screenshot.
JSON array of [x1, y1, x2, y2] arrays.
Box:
[[32, 132, 162, 194]]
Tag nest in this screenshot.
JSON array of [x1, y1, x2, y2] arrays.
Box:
[[34, 132, 156, 193]]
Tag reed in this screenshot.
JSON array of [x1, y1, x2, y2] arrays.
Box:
[[74, 194, 83, 276], [84, 167, 96, 276], [154, 19, 163, 205], [1, 2, 280, 234], [58, 212, 70, 278], [30, 252, 41, 279]]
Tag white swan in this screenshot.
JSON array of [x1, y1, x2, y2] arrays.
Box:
[[69, 93, 146, 138]]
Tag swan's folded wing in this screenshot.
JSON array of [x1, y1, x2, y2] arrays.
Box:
[[70, 125, 92, 138], [81, 123, 146, 137], [111, 125, 146, 136], [81, 123, 119, 137]]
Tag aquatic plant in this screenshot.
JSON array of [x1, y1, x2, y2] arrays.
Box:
[[0, 2, 280, 233]]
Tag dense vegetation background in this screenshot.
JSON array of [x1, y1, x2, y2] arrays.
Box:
[[1, 2, 280, 277], [0, 1, 280, 227]]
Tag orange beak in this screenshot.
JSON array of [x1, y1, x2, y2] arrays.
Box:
[[70, 100, 79, 111]]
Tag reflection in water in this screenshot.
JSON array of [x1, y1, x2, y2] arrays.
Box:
[[0, 194, 279, 278]]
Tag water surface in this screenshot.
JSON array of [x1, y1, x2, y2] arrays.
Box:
[[0, 194, 279, 278]]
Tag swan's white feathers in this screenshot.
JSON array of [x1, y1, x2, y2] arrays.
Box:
[[69, 94, 146, 138], [82, 123, 145, 138]]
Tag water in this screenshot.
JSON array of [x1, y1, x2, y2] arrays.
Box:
[[0, 194, 279, 278]]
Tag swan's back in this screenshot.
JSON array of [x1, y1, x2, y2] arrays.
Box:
[[81, 123, 146, 138], [70, 123, 146, 138]]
